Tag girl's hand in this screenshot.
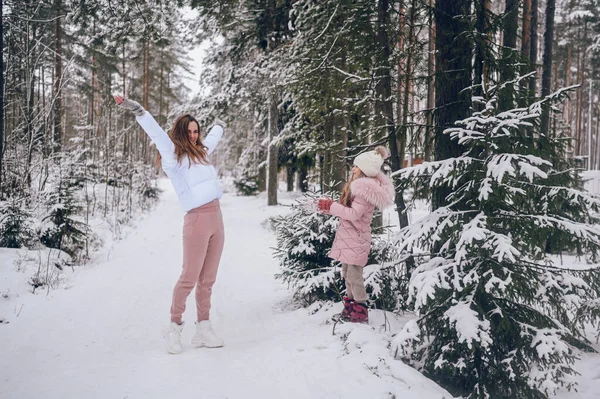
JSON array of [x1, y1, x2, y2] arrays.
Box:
[[317, 198, 334, 212], [113, 95, 146, 116]]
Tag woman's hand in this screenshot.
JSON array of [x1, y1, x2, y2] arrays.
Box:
[[209, 117, 227, 130], [114, 95, 146, 116]]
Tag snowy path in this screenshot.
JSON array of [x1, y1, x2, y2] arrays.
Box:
[[2, 180, 598, 399], [0, 180, 450, 399]]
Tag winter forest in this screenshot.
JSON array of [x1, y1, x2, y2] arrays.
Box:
[[2, 0, 600, 398]]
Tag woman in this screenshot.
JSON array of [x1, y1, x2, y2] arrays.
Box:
[[114, 95, 227, 354]]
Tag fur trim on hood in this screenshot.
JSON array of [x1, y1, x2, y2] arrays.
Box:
[[350, 172, 395, 209]]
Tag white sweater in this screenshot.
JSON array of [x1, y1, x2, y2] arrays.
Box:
[[136, 112, 224, 212]]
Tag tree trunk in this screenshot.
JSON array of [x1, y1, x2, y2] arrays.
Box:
[[258, 165, 267, 192], [332, 54, 348, 193], [596, 101, 600, 169], [331, 121, 347, 193], [122, 41, 126, 96], [566, 42, 572, 131], [400, 0, 417, 169], [378, 0, 409, 229], [588, 80, 593, 170], [528, 0, 539, 97], [539, 0, 556, 136], [396, 0, 405, 142], [432, 0, 471, 210], [159, 56, 164, 125], [499, 0, 518, 111], [576, 23, 588, 155], [298, 163, 308, 192], [25, 23, 36, 188], [473, 0, 490, 101], [425, 0, 435, 160], [0, 5, 3, 195], [143, 39, 149, 110], [53, 0, 62, 153], [519, 0, 532, 105], [267, 90, 279, 206], [286, 167, 294, 192]]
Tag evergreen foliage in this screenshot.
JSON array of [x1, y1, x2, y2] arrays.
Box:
[[391, 83, 600, 398], [0, 198, 36, 249]]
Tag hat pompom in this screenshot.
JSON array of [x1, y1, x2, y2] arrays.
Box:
[[374, 146, 390, 160]]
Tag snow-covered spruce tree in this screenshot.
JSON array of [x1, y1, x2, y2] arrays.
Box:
[[233, 138, 264, 196], [39, 154, 92, 261], [0, 198, 36, 248], [272, 192, 401, 308], [391, 86, 600, 398]]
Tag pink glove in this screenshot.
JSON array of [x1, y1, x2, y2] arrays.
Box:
[[317, 198, 334, 212]]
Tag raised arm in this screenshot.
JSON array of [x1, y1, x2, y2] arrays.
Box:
[[114, 96, 177, 169], [328, 195, 370, 222], [203, 123, 224, 155]]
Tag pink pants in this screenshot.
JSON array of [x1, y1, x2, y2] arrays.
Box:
[[170, 199, 225, 324]]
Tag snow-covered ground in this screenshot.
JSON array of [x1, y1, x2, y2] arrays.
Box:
[[1, 179, 599, 399]]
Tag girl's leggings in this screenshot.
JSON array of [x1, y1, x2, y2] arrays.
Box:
[[342, 263, 367, 303], [170, 199, 225, 324]]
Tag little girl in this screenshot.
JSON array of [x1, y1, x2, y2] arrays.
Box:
[[318, 146, 395, 323]]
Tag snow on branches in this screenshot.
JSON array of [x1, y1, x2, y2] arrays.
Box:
[[391, 88, 600, 398]]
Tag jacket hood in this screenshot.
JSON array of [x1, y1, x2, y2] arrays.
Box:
[[350, 173, 395, 209]]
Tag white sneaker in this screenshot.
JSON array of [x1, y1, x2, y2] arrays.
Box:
[[191, 320, 224, 348], [164, 321, 184, 354]]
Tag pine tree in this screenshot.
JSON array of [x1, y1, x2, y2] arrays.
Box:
[[0, 198, 36, 248], [39, 154, 91, 260], [391, 81, 600, 398]]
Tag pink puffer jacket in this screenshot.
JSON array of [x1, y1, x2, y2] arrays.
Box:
[[328, 172, 395, 267]]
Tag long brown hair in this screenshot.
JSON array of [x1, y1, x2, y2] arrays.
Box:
[[156, 114, 209, 168], [339, 168, 365, 206]]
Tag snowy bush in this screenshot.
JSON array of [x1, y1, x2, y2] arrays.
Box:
[[0, 198, 36, 248], [39, 173, 91, 260], [233, 139, 264, 196], [391, 85, 600, 398], [272, 191, 403, 309], [234, 170, 260, 196]]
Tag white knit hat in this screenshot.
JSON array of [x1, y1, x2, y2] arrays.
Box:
[[353, 146, 390, 177]]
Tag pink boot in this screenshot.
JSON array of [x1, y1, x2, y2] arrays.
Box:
[[350, 302, 368, 324], [340, 297, 354, 320]]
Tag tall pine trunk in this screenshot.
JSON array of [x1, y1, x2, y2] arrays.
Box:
[[540, 0, 556, 136], [499, 0, 518, 111], [25, 22, 36, 188], [473, 0, 490, 101], [0, 6, 3, 195], [53, 0, 62, 153], [142, 38, 150, 163], [377, 0, 409, 229], [267, 90, 279, 206], [576, 23, 588, 155], [425, 0, 435, 160], [400, 0, 417, 168], [122, 41, 126, 96], [396, 0, 405, 141], [331, 121, 347, 193], [520, 0, 532, 105], [432, 0, 472, 210], [529, 0, 539, 97], [332, 54, 348, 193]]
